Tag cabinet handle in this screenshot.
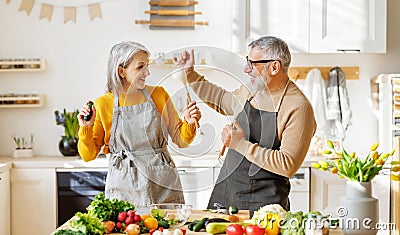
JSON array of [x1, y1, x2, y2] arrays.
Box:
[[337, 49, 361, 53]]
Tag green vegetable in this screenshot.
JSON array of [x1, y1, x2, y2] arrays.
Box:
[[193, 217, 208, 232], [53, 229, 85, 235], [228, 206, 239, 215], [84, 101, 94, 121], [205, 222, 250, 235], [205, 218, 229, 226], [68, 212, 106, 235], [188, 220, 200, 231], [157, 218, 170, 229], [86, 193, 134, 222]]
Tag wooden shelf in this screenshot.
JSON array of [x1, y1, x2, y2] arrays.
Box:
[[288, 66, 359, 80], [0, 94, 45, 108], [0, 59, 46, 72]]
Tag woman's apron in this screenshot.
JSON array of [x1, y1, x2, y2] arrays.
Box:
[[208, 83, 291, 216], [105, 89, 184, 214]]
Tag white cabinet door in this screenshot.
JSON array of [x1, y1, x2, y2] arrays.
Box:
[[178, 167, 214, 210], [232, 0, 309, 53], [310, 168, 347, 215], [311, 168, 390, 234], [0, 171, 10, 235], [309, 0, 387, 53], [11, 168, 56, 235]]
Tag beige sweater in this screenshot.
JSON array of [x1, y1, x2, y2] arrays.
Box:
[[187, 71, 316, 177]]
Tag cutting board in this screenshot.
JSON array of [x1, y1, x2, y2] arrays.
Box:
[[188, 210, 250, 222]]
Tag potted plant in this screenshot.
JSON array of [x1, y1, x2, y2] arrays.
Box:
[[12, 134, 34, 158], [55, 109, 80, 156], [312, 140, 400, 234]]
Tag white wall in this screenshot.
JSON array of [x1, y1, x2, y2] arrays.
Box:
[[0, 0, 398, 156]]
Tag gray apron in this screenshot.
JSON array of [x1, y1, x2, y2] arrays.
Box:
[[105, 89, 184, 214], [208, 83, 291, 216]]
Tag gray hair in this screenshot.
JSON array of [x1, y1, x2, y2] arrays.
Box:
[[248, 36, 291, 72], [106, 41, 150, 93]]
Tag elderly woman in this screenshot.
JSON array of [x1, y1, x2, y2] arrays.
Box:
[[77, 41, 201, 213]]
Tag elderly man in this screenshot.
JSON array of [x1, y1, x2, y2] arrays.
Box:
[[174, 36, 316, 215]]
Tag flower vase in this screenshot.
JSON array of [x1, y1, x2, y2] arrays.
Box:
[[58, 136, 78, 156], [339, 181, 378, 235]]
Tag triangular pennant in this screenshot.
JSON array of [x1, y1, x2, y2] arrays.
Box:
[[64, 7, 76, 23], [88, 3, 102, 21], [18, 0, 34, 15], [39, 3, 54, 21]]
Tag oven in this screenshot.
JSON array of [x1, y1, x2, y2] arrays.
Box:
[[56, 168, 107, 226], [289, 167, 310, 212]]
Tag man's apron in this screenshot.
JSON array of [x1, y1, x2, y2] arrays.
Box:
[[208, 83, 291, 216], [105, 89, 184, 214]]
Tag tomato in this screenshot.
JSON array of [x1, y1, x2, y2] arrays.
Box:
[[127, 210, 136, 218], [226, 224, 244, 235], [245, 225, 265, 235], [180, 228, 186, 235], [118, 211, 127, 222], [125, 216, 134, 225], [144, 217, 159, 229], [126, 223, 141, 235], [134, 214, 142, 222]]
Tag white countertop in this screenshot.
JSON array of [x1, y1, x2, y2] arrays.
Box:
[[0, 153, 322, 170]]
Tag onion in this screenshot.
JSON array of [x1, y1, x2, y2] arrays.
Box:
[[125, 223, 140, 235]]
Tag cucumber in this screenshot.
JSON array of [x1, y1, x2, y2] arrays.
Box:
[[229, 206, 239, 215], [205, 222, 251, 235], [188, 220, 200, 231], [84, 101, 94, 121], [193, 217, 208, 232]]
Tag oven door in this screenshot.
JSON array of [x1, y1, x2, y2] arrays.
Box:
[[56, 169, 107, 226]]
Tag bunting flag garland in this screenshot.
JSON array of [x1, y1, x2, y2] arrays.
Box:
[[18, 0, 34, 15], [8, 0, 106, 23], [88, 3, 102, 20], [39, 3, 53, 21]]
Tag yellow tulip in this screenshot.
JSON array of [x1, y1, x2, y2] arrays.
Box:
[[375, 159, 384, 165], [379, 153, 389, 160], [392, 166, 400, 172], [331, 167, 338, 174], [311, 163, 321, 169], [390, 174, 400, 181], [318, 160, 329, 169], [370, 142, 379, 151], [327, 139, 334, 149], [322, 150, 332, 155], [350, 152, 355, 158], [371, 151, 378, 160]]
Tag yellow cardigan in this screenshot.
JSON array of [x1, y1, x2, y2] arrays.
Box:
[[78, 85, 196, 162]]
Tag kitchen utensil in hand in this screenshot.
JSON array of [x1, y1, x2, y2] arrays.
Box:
[[218, 123, 237, 162], [172, 70, 203, 135], [84, 101, 94, 121]]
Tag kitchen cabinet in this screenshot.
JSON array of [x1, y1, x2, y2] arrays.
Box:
[[309, 0, 386, 53], [11, 168, 56, 235], [232, 0, 386, 53], [0, 170, 10, 235], [310, 168, 390, 234], [178, 167, 214, 209]]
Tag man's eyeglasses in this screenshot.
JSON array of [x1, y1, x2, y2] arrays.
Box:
[[246, 56, 278, 70]]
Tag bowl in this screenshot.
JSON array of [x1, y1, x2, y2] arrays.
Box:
[[149, 203, 192, 228]]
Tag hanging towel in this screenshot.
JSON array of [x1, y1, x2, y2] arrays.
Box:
[[303, 68, 329, 138], [326, 67, 352, 135]]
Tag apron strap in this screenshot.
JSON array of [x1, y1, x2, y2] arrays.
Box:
[[274, 80, 290, 112]]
